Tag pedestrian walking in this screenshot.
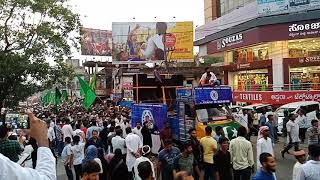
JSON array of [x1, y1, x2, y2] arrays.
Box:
[[82, 160, 101, 180], [61, 137, 73, 180], [133, 145, 156, 180], [282, 114, 300, 158], [256, 126, 274, 170], [230, 126, 254, 180], [265, 115, 276, 144], [108, 148, 129, 180], [125, 127, 143, 179], [297, 109, 308, 144], [71, 135, 86, 180]]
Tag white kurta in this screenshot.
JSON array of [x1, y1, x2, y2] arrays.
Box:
[[256, 137, 274, 170], [0, 147, 56, 180], [125, 133, 143, 171]]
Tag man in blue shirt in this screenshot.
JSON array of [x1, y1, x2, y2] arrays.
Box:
[[253, 152, 277, 180], [265, 115, 275, 144], [158, 139, 180, 180]]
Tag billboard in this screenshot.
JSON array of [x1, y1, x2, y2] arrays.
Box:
[[131, 104, 167, 130], [194, 87, 233, 105], [80, 28, 112, 56], [257, 0, 320, 16], [112, 22, 193, 64]]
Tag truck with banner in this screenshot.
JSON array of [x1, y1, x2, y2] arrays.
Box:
[[177, 86, 241, 140]]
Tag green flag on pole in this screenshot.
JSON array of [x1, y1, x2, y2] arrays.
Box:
[[42, 90, 52, 106], [77, 76, 96, 111]]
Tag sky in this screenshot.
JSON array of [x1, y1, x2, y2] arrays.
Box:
[[68, 0, 204, 61]]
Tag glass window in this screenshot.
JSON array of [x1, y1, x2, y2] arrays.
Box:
[[227, 44, 270, 64], [288, 38, 320, 58]]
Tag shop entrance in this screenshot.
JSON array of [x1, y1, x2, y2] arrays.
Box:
[[290, 66, 320, 90], [231, 69, 269, 91]]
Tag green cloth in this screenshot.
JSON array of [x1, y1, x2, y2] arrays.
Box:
[[77, 76, 96, 111], [0, 139, 23, 162], [42, 90, 53, 106], [208, 121, 241, 140], [55, 87, 62, 105]]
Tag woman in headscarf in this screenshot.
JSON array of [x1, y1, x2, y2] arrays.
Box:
[[82, 145, 103, 175], [256, 126, 274, 170], [108, 148, 128, 180]]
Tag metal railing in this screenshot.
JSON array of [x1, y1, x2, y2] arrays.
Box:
[[231, 83, 320, 91]]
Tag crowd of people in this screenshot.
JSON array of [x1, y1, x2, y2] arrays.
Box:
[[0, 100, 320, 180]]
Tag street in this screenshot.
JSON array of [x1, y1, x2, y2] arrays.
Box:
[[56, 135, 307, 180]]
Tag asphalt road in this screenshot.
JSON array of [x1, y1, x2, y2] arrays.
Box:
[[56, 135, 308, 180]]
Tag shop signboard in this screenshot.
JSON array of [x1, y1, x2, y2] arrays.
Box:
[[194, 87, 232, 105], [288, 20, 320, 39], [122, 82, 133, 90], [257, 0, 320, 17], [233, 91, 320, 104], [131, 103, 167, 130], [80, 28, 112, 56], [112, 22, 193, 64]]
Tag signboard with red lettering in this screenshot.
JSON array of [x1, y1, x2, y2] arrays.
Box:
[[233, 91, 320, 105]]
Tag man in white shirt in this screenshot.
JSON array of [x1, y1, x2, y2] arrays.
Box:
[[292, 150, 306, 180], [132, 122, 143, 141], [61, 118, 75, 142], [299, 144, 320, 180], [0, 110, 56, 180], [125, 127, 143, 177], [199, 67, 219, 86], [282, 114, 300, 158], [142, 22, 167, 60], [230, 126, 254, 180], [112, 128, 126, 158], [74, 123, 84, 143], [256, 126, 274, 170]]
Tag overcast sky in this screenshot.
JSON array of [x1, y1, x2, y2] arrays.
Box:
[[69, 0, 204, 60]]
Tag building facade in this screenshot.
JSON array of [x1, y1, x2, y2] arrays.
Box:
[[197, 1, 320, 105]]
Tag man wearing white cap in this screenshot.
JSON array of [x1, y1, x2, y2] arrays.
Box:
[[256, 126, 274, 170], [292, 150, 306, 180], [133, 145, 155, 180]]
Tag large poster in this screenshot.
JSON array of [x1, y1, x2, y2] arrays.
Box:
[[112, 22, 193, 64], [81, 28, 112, 56], [257, 0, 320, 16], [131, 104, 167, 130]]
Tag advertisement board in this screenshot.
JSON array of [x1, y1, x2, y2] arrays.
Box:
[[112, 22, 193, 64], [81, 28, 112, 56], [131, 104, 167, 130], [257, 0, 320, 17], [194, 87, 233, 105], [233, 91, 320, 104]]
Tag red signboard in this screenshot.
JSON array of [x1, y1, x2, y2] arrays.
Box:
[[122, 82, 133, 90], [233, 91, 320, 105]]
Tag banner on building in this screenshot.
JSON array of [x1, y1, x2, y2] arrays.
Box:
[[81, 28, 112, 56], [233, 91, 320, 104], [112, 22, 193, 64], [194, 87, 233, 105], [257, 0, 320, 17], [131, 104, 167, 130]]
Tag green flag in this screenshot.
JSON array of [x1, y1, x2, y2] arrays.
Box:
[[77, 76, 96, 111], [42, 90, 52, 106], [61, 90, 69, 101], [208, 121, 241, 140], [55, 87, 62, 105], [89, 71, 97, 91]]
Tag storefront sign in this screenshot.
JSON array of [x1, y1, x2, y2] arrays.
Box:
[[299, 56, 320, 63], [233, 91, 320, 104], [194, 87, 232, 105], [217, 33, 243, 50], [288, 21, 320, 38]]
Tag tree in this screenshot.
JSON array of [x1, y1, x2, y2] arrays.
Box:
[[0, 0, 81, 107]]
